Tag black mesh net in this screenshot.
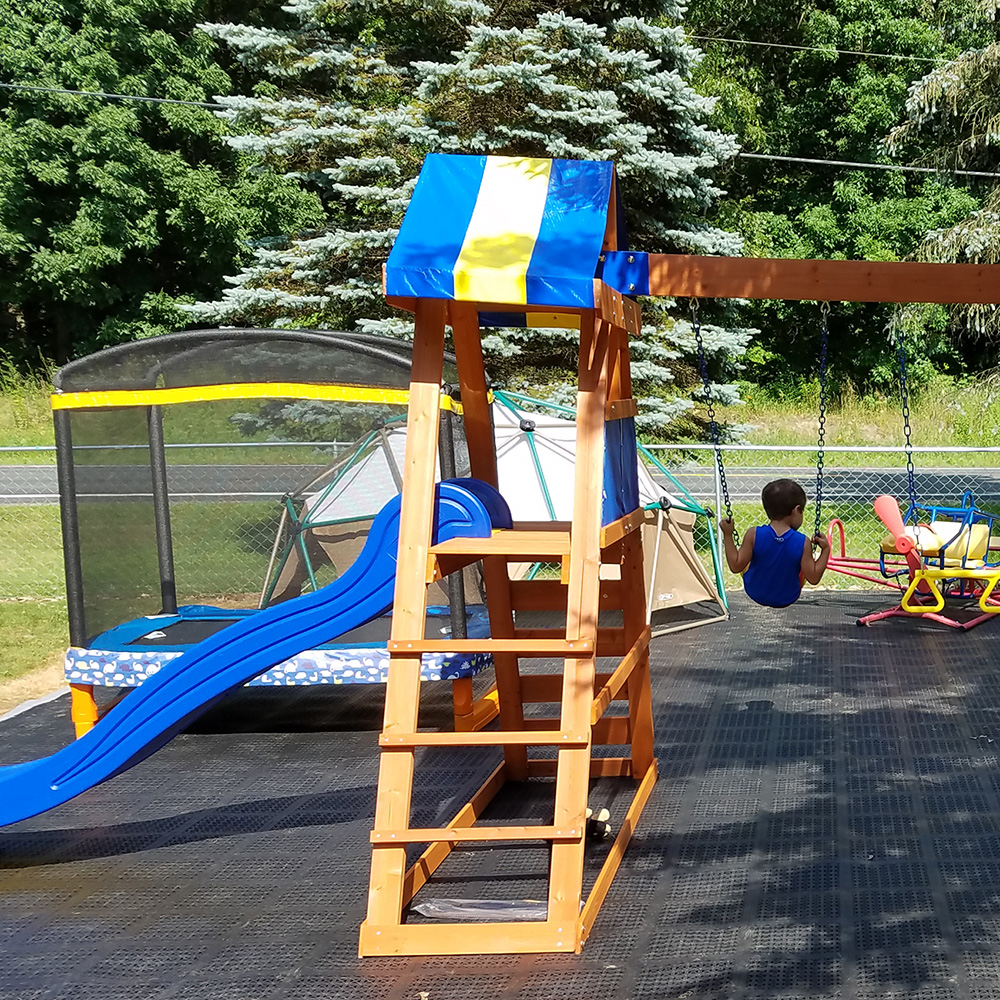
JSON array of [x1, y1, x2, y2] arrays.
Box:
[[55, 330, 459, 392], [56, 330, 471, 645]]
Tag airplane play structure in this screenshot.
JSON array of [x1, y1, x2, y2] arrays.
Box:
[[3, 153, 1000, 957]]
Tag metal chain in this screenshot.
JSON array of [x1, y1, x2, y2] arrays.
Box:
[[691, 299, 737, 540], [894, 317, 917, 506], [814, 302, 830, 539]]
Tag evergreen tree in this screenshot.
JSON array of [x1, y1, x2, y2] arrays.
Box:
[[188, 0, 749, 436], [887, 4, 1000, 349]]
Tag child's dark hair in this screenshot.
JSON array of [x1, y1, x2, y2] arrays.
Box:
[[761, 479, 807, 519]]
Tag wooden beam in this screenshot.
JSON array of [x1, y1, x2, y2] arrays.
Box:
[[548, 310, 609, 939], [431, 530, 570, 557], [527, 757, 633, 779], [579, 760, 658, 944], [379, 729, 589, 747], [520, 673, 613, 703], [373, 824, 584, 844], [599, 509, 645, 549], [591, 626, 652, 725], [387, 637, 594, 655], [508, 578, 625, 611], [359, 920, 579, 956], [605, 397, 638, 420], [645, 253, 1000, 304]]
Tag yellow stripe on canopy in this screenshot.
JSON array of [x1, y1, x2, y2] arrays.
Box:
[[454, 157, 552, 304]]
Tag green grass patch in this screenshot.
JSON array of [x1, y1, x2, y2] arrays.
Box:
[[0, 356, 55, 453], [0, 598, 67, 682], [702, 374, 1000, 468], [0, 505, 64, 599]]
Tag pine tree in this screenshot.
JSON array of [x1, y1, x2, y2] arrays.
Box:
[[187, 0, 749, 436]]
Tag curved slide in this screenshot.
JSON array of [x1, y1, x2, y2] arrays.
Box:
[[0, 479, 511, 828]]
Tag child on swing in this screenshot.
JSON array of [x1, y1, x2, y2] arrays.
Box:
[[720, 479, 830, 609]]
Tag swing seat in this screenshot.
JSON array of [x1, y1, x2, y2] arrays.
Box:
[[879, 520, 990, 565]]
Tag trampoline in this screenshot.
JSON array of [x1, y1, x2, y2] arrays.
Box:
[[51, 330, 496, 736]]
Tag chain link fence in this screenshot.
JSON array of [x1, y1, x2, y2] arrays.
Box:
[[647, 444, 1000, 592], [6, 442, 1000, 601], [0, 442, 345, 603]]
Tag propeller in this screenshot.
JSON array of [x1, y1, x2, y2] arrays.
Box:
[[873, 494, 913, 553]]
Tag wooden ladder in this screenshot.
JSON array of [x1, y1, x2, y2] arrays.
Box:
[[359, 287, 657, 956]]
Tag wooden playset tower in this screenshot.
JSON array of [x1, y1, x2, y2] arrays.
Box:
[[359, 154, 657, 955]]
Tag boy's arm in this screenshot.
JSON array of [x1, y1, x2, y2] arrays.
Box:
[[720, 519, 754, 573], [801, 532, 831, 585]]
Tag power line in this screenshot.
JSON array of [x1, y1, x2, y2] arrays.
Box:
[[738, 151, 1000, 179], [4, 79, 999, 180], [689, 34, 946, 64], [0, 81, 220, 109]]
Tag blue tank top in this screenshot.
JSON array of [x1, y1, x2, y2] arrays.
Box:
[[743, 525, 807, 608]]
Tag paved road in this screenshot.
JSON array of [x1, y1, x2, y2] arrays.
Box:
[[0, 464, 329, 505], [6, 463, 1000, 508]]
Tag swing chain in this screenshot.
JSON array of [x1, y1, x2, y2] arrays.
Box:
[[692, 299, 737, 539], [814, 301, 830, 540], [894, 317, 917, 506]]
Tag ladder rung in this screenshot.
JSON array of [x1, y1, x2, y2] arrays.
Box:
[[379, 730, 589, 747], [387, 638, 593, 655], [430, 529, 571, 558], [371, 825, 582, 844]]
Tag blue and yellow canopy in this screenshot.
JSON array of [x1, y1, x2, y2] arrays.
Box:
[[386, 154, 617, 309]]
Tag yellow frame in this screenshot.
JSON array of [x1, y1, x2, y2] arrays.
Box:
[[51, 382, 467, 412]]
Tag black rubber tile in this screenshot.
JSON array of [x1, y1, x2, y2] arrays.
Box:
[[8, 593, 1000, 998]]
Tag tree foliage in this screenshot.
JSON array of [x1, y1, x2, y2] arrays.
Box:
[[685, 0, 988, 392], [187, 0, 751, 435], [887, 4, 1000, 348], [0, 0, 321, 364]]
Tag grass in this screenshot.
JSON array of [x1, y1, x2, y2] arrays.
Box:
[[0, 355, 55, 452], [690, 374, 1000, 468], [0, 598, 66, 686]]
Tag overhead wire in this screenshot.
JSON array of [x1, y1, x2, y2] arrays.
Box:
[[688, 34, 947, 63], [737, 151, 1000, 179], [3, 79, 1000, 181], [0, 81, 220, 109]]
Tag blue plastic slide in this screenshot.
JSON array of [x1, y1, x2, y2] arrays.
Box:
[[0, 479, 510, 828]]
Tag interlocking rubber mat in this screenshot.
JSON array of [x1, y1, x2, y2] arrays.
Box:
[[3, 592, 1000, 999]]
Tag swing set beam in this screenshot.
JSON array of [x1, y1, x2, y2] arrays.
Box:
[[638, 254, 1000, 304]]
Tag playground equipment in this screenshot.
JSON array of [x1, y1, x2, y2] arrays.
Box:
[[358, 153, 659, 955], [0, 481, 507, 826], [51, 331, 497, 735], [855, 492, 1000, 629], [266, 385, 726, 633], [7, 152, 1000, 960], [816, 317, 1000, 627]]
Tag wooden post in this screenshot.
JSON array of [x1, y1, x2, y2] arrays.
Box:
[[361, 299, 446, 947], [547, 311, 609, 942]]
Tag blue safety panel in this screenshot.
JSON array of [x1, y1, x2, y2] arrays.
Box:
[[602, 417, 640, 526], [599, 251, 650, 296], [0, 480, 509, 828]]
